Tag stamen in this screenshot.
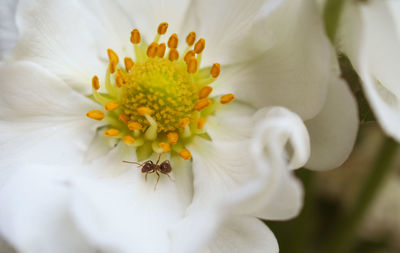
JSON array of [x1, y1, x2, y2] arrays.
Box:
[[210, 63, 220, 78], [198, 86, 213, 99], [220, 94, 235, 104], [119, 114, 130, 123], [186, 32, 196, 46], [156, 43, 166, 58], [92, 76, 100, 90], [115, 76, 124, 88], [187, 58, 198, 73], [197, 117, 206, 129], [147, 42, 158, 58], [123, 135, 135, 145], [107, 49, 119, 65], [105, 101, 119, 111], [195, 98, 212, 111], [159, 142, 171, 152], [128, 122, 143, 130], [109, 62, 116, 74], [194, 39, 205, 54], [157, 22, 169, 35], [179, 149, 192, 160], [137, 106, 153, 116], [167, 33, 178, 49], [86, 110, 104, 121], [130, 29, 141, 44], [104, 128, 120, 137], [167, 132, 179, 144], [184, 50, 195, 64], [124, 57, 134, 72], [168, 48, 179, 61], [179, 118, 190, 127]]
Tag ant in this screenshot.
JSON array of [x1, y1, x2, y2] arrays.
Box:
[[123, 154, 172, 190]]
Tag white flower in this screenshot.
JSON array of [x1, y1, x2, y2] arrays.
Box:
[[333, 0, 400, 141], [0, 0, 358, 252]]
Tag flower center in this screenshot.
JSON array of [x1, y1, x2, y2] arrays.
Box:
[[86, 22, 235, 161]]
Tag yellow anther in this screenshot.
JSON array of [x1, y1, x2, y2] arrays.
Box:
[[179, 149, 192, 160], [119, 114, 129, 123], [159, 142, 171, 152], [115, 75, 124, 88], [92, 75, 100, 90], [210, 63, 220, 78], [130, 29, 141, 44], [86, 110, 104, 121], [123, 135, 135, 145], [167, 33, 178, 49], [138, 106, 153, 115], [107, 48, 119, 65], [147, 42, 158, 58], [194, 38, 205, 54], [179, 118, 190, 127], [128, 122, 143, 130], [168, 48, 179, 61], [220, 94, 235, 104], [156, 43, 166, 58], [104, 128, 120, 137], [186, 32, 196, 46], [197, 117, 206, 129], [109, 62, 116, 74], [124, 57, 134, 72], [117, 68, 126, 80], [184, 50, 195, 63], [187, 58, 198, 74], [167, 132, 179, 144], [198, 86, 213, 99], [157, 22, 168, 35], [195, 98, 212, 111], [105, 101, 119, 111]]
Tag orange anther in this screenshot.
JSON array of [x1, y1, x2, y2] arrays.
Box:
[[197, 117, 206, 129], [210, 63, 220, 78], [157, 22, 169, 35], [119, 114, 130, 123], [186, 32, 196, 46], [156, 43, 166, 57], [109, 62, 116, 74], [194, 38, 205, 54], [117, 68, 126, 80], [107, 48, 119, 65], [187, 58, 198, 73], [198, 86, 213, 99], [167, 33, 178, 49], [159, 142, 171, 152], [137, 106, 153, 115], [128, 122, 143, 130], [92, 75, 100, 90], [147, 42, 158, 58], [123, 135, 135, 145], [168, 48, 179, 61], [86, 110, 104, 121], [179, 118, 190, 127], [115, 75, 124, 88], [184, 50, 195, 63], [124, 57, 134, 72], [167, 132, 179, 144], [105, 101, 119, 111], [195, 98, 212, 111], [220, 94, 235, 104], [179, 149, 192, 160], [131, 29, 141, 44], [104, 128, 120, 137]]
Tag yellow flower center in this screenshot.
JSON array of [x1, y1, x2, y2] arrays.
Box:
[[86, 22, 234, 161]]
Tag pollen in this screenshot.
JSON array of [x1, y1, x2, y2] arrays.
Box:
[[86, 22, 234, 162]]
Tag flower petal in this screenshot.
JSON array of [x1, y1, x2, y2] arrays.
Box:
[[212, 0, 331, 120], [0, 0, 18, 59], [0, 165, 93, 253], [338, 0, 400, 141], [11, 0, 106, 93], [305, 65, 359, 170]]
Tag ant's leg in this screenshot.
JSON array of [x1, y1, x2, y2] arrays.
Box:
[[122, 161, 141, 165], [154, 172, 160, 191], [155, 153, 162, 165], [145, 172, 149, 181], [165, 173, 174, 182]]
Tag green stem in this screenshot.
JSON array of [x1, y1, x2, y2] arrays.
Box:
[[327, 137, 398, 253], [323, 0, 346, 43]]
